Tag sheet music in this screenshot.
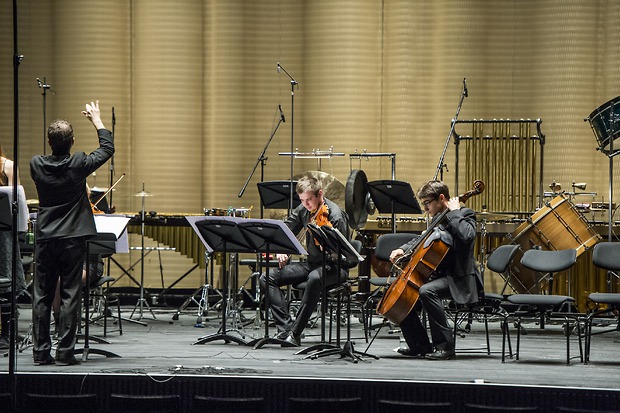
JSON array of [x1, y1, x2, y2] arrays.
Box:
[[94, 215, 131, 253], [0, 186, 29, 232]]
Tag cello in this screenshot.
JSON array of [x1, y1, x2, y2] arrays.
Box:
[[376, 180, 485, 324]]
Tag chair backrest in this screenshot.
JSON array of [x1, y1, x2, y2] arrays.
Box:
[[108, 394, 181, 413], [487, 244, 520, 274], [520, 248, 576, 273], [191, 395, 265, 413], [23, 393, 99, 412], [287, 397, 362, 413], [375, 233, 417, 261], [592, 242, 620, 271]]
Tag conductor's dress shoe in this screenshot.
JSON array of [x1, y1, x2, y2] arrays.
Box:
[[425, 349, 455, 360]]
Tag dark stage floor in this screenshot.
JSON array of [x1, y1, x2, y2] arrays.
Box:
[[3, 300, 619, 389], [2, 299, 620, 413]]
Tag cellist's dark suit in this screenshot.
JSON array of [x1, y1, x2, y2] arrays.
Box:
[[398, 206, 481, 359]]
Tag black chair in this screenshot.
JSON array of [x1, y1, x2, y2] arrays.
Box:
[[287, 397, 362, 413], [584, 242, 620, 364], [377, 399, 453, 413], [450, 244, 518, 361], [191, 395, 265, 413], [108, 394, 181, 413], [89, 275, 123, 337], [291, 240, 363, 348], [22, 393, 99, 413], [362, 233, 416, 338], [504, 248, 583, 365]]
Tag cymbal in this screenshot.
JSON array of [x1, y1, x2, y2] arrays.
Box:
[[133, 190, 154, 197], [26, 199, 39, 205], [476, 211, 515, 222], [293, 170, 345, 210]]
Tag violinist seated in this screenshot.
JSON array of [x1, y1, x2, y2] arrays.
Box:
[[389, 180, 481, 360], [259, 175, 349, 347]]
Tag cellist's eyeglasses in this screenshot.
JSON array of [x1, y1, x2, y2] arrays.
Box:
[[421, 197, 437, 208]]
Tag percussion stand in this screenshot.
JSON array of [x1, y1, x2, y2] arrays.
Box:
[[130, 184, 156, 321]]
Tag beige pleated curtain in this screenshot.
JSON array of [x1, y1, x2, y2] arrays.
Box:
[[1, 0, 619, 289]]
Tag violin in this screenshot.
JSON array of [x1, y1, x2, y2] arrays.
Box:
[[91, 172, 126, 214], [310, 202, 332, 228]]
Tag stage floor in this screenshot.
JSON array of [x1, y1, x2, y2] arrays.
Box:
[[2, 302, 620, 392]]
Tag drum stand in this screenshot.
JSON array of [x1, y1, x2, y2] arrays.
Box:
[[130, 184, 156, 322]]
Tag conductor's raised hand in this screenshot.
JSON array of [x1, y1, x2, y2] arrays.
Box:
[[82, 100, 105, 130]]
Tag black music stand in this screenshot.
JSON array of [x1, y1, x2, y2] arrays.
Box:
[[257, 181, 301, 210], [238, 219, 307, 348], [367, 180, 422, 234], [76, 232, 123, 361], [291, 224, 343, 356], [310, 225, 378, 362], [190, 217, 253, 345]]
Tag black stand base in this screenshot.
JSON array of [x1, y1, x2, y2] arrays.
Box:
[[75, 346, 121, 360], [250, 337, 296, 349], [192, 332, 248, 346], [304, 340, 377, 363]]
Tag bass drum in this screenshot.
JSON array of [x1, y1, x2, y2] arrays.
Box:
[[506, 195, 600, 293], [587, 96, 620, 153]]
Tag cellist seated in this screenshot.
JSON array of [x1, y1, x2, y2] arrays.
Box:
[[388, 180, 481, 360]]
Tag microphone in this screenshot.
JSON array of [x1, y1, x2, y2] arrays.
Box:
[[463, 78, 468, 97], [277, 62, 281, 73], [278, 105, 286, 123], [112, 106, 116, 125]]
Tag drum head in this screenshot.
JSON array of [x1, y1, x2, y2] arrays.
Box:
[[587, 96, 620, 153], [345, 169, 375, 229]]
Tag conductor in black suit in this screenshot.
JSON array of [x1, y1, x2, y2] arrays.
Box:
[[30, 100, 114, 366], [389, 180, 480, 360]]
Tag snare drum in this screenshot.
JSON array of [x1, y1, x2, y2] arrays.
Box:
[[587, 96, 620, 153], [506, 195, 600, 293]]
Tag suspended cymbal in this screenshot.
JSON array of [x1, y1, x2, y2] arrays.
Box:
[[26, 199, 39, 205], [293, 170, 345, 210], [476, 211, 515, 222], [133, 190, 154, 197]]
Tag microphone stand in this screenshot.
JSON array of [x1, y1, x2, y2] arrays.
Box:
[[605, 102, 619, 292], [10, 0, 25, 399], [36, 77, 52, 156], [238, 105, 286, 219], [109, 107, 116, 212], [433, 78, 468, 182], [277, 62, 298, 215]]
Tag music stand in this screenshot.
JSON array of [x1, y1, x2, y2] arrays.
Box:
[[237, 219, 307, 348], [257, 181, 301, 209], [75, 215, 130, 361], [189, 216, 253, 345], [367, 180, 422, 234]]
